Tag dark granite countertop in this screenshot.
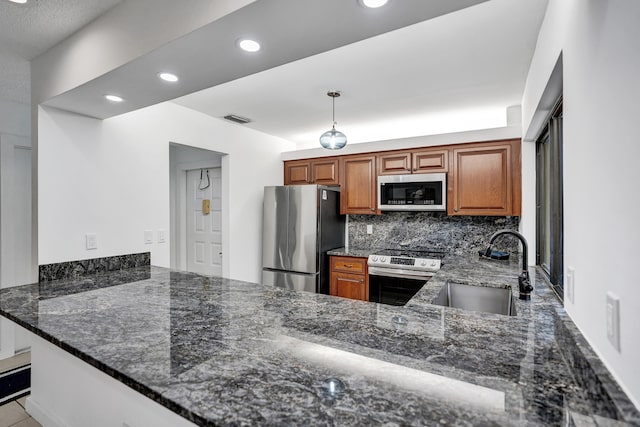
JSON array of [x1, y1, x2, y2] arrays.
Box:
[[326, 247, 378, 258], [1, 257, 638, 426]]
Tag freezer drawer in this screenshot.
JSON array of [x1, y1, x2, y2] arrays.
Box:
[[262, 269, 318, 293]]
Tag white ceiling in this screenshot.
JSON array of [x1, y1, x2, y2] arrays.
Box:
[[0, 0, 548, 151], [0, 0, 123, 104], [41, 0, 490, 120], [173, 0, 548, 149]]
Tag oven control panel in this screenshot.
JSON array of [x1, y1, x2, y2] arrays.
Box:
[[390, 257, 414, 266], [368, 255, 441, 271]]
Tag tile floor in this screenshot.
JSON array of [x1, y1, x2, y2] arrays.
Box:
[[0, 397, 40, 427], [0, 353, 40, 427]]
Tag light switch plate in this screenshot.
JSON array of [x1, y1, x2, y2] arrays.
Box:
[[85, 233, 97, 250], [566, 267, 575, 304], [366, 224, 373, 235], [606, 292, 621, 352], [157, 229, 166, 243], [144, 230, 153, 244]]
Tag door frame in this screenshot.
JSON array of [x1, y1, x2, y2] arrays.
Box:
[[0, 136, 33, 359], [173, 160, 224, 275]]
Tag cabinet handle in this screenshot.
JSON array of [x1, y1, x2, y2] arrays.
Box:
[[341, 278, 363, 284], [413, 168, 417, 171], [370, 208, 375, 211], [344, 264, 353, 268], [454, 208, 459, 212]]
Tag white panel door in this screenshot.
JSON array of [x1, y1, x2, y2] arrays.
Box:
[[186, 168, 222, 276]]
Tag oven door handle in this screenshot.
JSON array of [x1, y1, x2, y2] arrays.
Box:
[[368, 266, 433, 280]]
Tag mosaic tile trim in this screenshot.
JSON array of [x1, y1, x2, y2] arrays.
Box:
[[38, 252, 151, 282]]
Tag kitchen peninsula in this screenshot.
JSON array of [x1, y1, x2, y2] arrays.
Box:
[[1, 257, 638, 426]]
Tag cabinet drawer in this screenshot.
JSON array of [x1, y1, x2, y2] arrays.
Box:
[[331, 256, 366, 274]]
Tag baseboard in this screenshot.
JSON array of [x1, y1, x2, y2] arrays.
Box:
[[26, 395, 71, 427]]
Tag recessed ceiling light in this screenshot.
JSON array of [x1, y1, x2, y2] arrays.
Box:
[[361, 0, 388, 8], [238, 39, 261, 53], [158, 72, 179, 82], [8, 0, 28, 3], [104, 95, 124, 102]]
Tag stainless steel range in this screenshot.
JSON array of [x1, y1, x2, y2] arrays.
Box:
[[368, 248, 445, 306]]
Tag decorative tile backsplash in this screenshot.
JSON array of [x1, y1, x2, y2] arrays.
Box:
[[348, 213, 520, 255], [39, 252, 150, 282]]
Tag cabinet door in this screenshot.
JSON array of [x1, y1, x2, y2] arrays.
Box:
[[284, 160, 310, 185], [412, 149, 448, 173], [331, 272, 366, 301], [340, 155, 377, 214], [378, 152, 411, 175], [311, 158, 339, 185], [450, 144, 512, 215]]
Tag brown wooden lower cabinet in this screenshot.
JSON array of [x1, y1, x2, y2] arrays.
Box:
[[329, 256, 368, 301], [331, 272, 366, 300]]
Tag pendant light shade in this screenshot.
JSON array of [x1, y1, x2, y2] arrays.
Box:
[[320, 91, 347, 150]]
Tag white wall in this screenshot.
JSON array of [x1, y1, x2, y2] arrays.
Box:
[[38, 102, 294, 282], [521, 0, 640, 408], [282, 125, 521, 161]]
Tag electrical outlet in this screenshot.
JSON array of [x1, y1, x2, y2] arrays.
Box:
[[566, 267, 575, 304], [85, 233, 97, 250], [157, 229, 166, 243], [366, 224, 373, 235], [606, 292, 621, 352], [144, 230, 153, 244]]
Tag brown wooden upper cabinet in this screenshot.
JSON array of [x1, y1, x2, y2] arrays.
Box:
[[284, 138, 521, 217], [340, 154, 377, 215], [449, 139, 521, 216], [378, 148, 448, 175], [284, 158, 339, 185], [377, 151, 411, 175], [412, 149, 448, 174]]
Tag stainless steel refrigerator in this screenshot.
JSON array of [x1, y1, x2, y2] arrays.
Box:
[[262, 185, 345, 294]]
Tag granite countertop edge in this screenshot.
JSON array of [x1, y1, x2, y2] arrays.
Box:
[[1, 255, 639, 425], [327, 247, 640, 424], [0, 285, 211, 427]]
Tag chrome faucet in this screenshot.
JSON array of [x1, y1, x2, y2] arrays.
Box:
[[482, 230, 533, 301]]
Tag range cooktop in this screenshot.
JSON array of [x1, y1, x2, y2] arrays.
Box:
[[367, 248, 445, 271], [374, 248, 446, 259]]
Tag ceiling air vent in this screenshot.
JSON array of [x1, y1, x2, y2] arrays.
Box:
[[223, 114, 252, 124]]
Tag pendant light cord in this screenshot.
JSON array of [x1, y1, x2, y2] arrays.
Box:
[[332, 95, 336, 128]]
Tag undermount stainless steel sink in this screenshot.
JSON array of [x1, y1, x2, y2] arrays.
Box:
[[432, 281, 517, 316]]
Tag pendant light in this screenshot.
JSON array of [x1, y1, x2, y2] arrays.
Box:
[[319, 91, 347, 150]]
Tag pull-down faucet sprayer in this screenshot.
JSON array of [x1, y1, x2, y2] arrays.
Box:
[[482, 230, 533, 301]]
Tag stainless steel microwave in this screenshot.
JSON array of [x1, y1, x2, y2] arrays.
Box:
[[378, 173, 446, 211]]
